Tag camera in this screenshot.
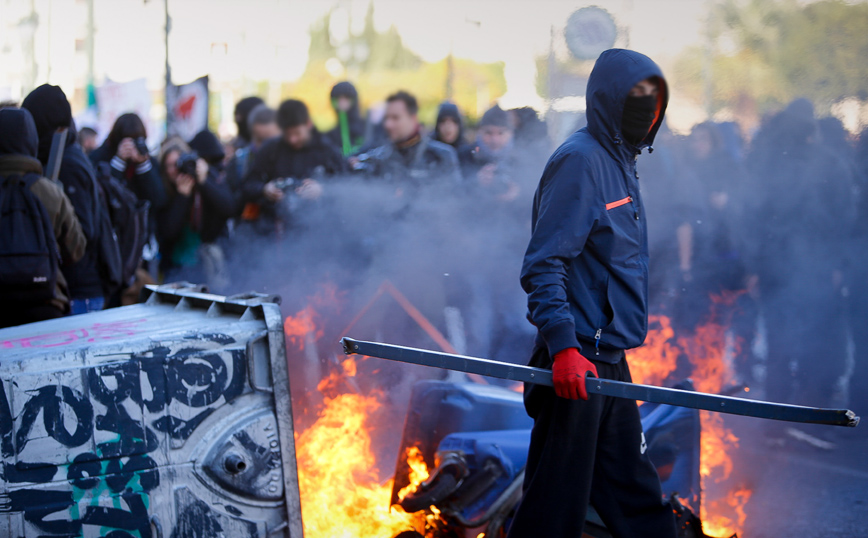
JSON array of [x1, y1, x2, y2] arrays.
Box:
[[134, 137, 149, 157], [271, 177, 297, 191], [176, 152, 199, 177], [351, 152, 374, 172]]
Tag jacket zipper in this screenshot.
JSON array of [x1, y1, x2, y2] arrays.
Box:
[[594, 328, 602, 356]]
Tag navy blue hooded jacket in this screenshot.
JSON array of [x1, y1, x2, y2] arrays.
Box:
[[521, 49, 668, 363]]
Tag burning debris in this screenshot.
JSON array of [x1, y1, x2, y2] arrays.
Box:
[[285, 283, 784, 538]]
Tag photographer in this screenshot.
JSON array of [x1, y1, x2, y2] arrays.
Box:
[[89, 113, 167, 214], [157, 140, 236, 287], [240, 99, 346, 235]]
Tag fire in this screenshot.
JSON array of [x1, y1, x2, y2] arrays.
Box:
[[629, 292, 752, 537], [284, 306, 321, 351], [294, 388, 426, 538], [397, 446, 430, 501], [627, 314, 680, 387], [286, 287, 429, 538]]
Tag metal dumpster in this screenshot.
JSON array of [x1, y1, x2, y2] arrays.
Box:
[[0, 284, 303, 538]]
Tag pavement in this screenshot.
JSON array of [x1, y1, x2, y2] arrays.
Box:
[[718, 415, 868, 537]]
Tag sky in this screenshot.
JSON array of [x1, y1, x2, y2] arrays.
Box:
[[0, 0, 711, 131]]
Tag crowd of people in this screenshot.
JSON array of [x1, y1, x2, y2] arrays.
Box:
[[1, 80, 866, 421]]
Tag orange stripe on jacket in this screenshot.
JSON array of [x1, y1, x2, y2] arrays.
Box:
[[606, 196, 633, 211]]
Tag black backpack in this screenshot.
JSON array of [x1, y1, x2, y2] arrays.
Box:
[[94, 162, 149, 288], [0, 173, 59, 303]]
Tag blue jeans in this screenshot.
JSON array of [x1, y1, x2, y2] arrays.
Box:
[[70, 296, 105, 315]]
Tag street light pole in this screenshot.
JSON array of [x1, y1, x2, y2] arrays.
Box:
[[164, 0, 172, 133]]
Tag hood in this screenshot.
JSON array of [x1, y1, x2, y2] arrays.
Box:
[[330, 81, 364, 134], [21, 83, 74, 164], [0, 108, 40, 158], [586, 49, 668, 161], [330, 81, 359, 109], [189, 129, 226, 164], [234, 96, 265, 142], [434, 101, 465, 147]]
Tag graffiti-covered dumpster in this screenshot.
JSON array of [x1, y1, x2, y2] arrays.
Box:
[[0, 284, 303, 538]]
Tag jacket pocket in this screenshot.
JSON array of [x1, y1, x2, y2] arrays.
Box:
[[605, 196, 633, 211]]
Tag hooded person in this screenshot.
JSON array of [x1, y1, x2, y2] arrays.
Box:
[[745, 99, 855, 426], [459, 104, 524, 203], [326, 81, 366, 156], [433, 101, 470, 153], [189, 128, 228, 177], [507, 49, 675, 538], [0, 107, 86, 326], [22, 84, 110, 313], [233, 96, 265, 149]]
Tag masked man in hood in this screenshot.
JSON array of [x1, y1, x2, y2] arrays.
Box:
[[507, 49, 676, 538]]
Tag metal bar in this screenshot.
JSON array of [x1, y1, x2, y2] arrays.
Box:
[[45, 127, 68, 182], [341, 337, 860, 428]]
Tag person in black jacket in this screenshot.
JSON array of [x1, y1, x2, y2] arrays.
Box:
[[157, 139, 235, 287], [22, 84, 111, 313], [233, 96, 265, 150], [241, 99, 346, 236], [225, 104, 280, 214], [507, 49, 675, 538], [746, 100, 855, 429], [353, 91, 461, 186], [89, 113, 167, 215], [433, 101, 472, 156], [326, 81, 366, 157]]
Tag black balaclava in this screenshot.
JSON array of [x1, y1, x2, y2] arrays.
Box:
[[621, 94, 657, 146]]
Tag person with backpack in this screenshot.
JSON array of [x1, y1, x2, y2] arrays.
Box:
[[21, 84, 118, 313], [0, 108, 86, 327], [90, 113, 165, 302]]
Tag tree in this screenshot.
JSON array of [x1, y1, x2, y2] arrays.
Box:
[[675, 0, 868, 116], [287, 3, 505, 129]]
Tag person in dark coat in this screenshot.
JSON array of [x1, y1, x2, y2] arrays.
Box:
[[460, 104, 521, 201], [241, 99, 346, 236], [507, 49, 676, 538], [746, 99, 855, 428], [433, 101, 472, 155], [678, 122, 749, 324], [21, 84, 109, 313], [233, 96, 265, 150], [189, 129, 227, 171], [354, 91, 461, 186], [157, 139, 236, 287], [225, 104, 279, 214], [89, 113, 167, 214], [0, 108, 86, 326], [326, 81, 367, 156]]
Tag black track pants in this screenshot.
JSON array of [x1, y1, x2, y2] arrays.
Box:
[[506, 347, 677, 538]]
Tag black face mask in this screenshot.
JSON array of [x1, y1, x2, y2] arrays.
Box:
[[621, 95, 657, 146]]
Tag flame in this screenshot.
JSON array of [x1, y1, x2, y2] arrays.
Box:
[[283, 306, 321, 351], [396, 446, 431, 501], [295, 390, 426, 538], [628, 293, 752, 537], [627, 314, 680, 387], [290, 282, 752, 538]]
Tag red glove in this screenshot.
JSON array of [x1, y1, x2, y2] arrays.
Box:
[[552, 348, 598, 400]]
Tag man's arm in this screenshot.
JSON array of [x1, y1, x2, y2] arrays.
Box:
[[520, 153, 599, 358]]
